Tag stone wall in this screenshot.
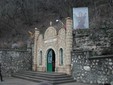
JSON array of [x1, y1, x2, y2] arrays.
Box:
[[0, 49, 32, 77], [72, 28, 113, 84], [73, 29, 111, 56], [90, 56, 113, 84], [72, 50, 113, 84], [71, 50, 93, 83]]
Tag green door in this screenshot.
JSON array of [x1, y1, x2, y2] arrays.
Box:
[[47, 49, 53, 72]]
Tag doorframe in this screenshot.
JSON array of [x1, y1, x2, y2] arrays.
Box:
[[46, 48, 56, 72]]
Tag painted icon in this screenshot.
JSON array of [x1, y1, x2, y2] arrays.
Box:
[[73, 7, 89, 29]]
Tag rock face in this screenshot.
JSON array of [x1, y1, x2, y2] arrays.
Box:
[[71, 30, 113, 84], [73, 29, 113, 56], [0, 49, 32, 77], [72, 49, 113, 84]]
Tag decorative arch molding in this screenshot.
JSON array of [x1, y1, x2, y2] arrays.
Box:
[[58, 28, 66, 42], [44, 27, 57, 40], [58, 28, 66, 46], [45, 46, 56, 58], [58, 28, 65, 36]]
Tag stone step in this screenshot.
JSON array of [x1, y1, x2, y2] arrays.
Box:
[[23, 71, 67, 76], [12, 71, 76, 84], [12, 75, 75, 84], [12, 73, 73, 81], [15, 71, 71, 78]]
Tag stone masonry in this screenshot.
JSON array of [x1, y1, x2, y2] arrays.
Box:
[[0, 49, 32, 77], [33, 17, 113, 84], [33, 17, 72, 75], [72, 49, 113, 84], [71, 28, 113, 84]]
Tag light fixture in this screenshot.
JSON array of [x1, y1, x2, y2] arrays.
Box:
[[56, 19, 66, 30], [56, 19, 59, 22]]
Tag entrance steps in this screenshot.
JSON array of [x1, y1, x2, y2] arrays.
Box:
[[12, 71, 76, 84]]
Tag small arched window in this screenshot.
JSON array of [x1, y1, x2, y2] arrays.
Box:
[[59, 48, 63, 65], [39, 51, 42, 65]]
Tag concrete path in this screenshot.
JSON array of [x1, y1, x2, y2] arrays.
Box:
[[0, 77, 98, 85], [0, 77, 38, 85]]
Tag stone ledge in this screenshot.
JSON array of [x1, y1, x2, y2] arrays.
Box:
[[0, 49, 29, 52], [89, 55, 113, 59]]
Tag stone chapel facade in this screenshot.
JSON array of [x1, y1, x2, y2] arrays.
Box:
[[33, 17, 73, 75], [33, 17, 113, 84]]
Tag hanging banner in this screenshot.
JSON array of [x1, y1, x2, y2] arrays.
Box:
[[73, 7, 89, 29]]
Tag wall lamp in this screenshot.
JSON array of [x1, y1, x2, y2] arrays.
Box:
[[56, 19, 66, 30]]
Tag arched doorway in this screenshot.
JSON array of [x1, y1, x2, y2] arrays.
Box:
[[47, 49, 55, 72]]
